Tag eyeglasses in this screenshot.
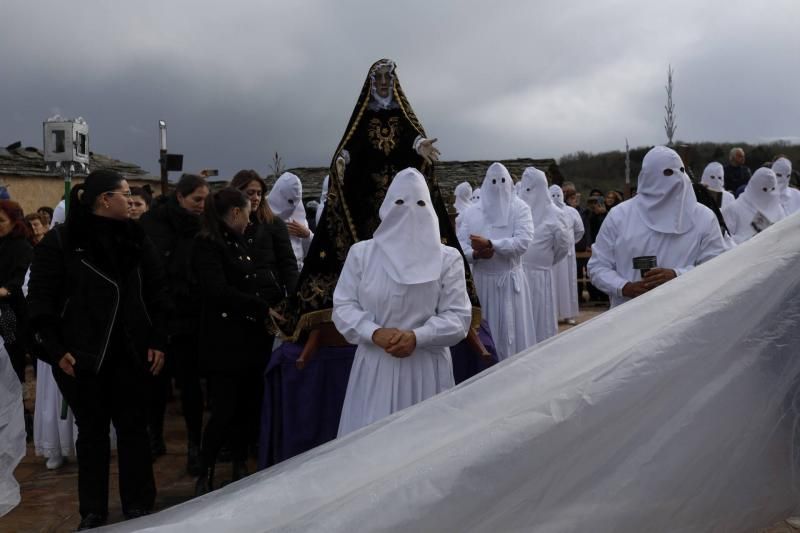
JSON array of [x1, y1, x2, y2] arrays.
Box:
[[105, 190, 132, 197]]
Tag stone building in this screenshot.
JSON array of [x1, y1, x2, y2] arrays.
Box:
[[0, 143, 160, 214]]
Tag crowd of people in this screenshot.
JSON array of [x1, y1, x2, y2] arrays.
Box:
[[1, 58, 799, 530]]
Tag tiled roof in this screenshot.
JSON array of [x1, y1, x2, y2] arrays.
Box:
[[0, 145, 159, 182]]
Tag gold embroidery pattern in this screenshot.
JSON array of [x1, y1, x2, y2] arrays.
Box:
[[368, 117, 401, 155]]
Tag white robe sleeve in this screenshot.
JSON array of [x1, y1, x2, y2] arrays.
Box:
[[413, 249, 471, 348], [492, 201, 534, 258], [333, 244, 382, 346], [457, 209, 476, 264], [673, 210, 728, 276], [551, 220, 572, 265], [587, 212, 628, 298], [571, 208, 585, 242]]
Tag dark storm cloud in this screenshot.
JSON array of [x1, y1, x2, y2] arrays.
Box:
[[1, 0, 798, 179]]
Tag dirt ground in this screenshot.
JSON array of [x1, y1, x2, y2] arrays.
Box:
[[3, 306, 797, 531]]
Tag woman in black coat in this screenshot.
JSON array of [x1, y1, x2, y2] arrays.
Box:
[[139, 174, 209, 471], [192, 188, 272, 495], [0, 200, 33, 384], [229, 169, 298, 306], [27, 170, 169, 530]]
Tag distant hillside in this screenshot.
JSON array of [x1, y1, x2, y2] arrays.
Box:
[[558, 141, 800, 198]]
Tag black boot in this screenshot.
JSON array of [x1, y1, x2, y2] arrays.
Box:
[[231, 460, 249, 483], [186, 441, 203, 476], [75, 513, 107, 530], [194, 464, 215, 497], [149, 430, 166, 460]]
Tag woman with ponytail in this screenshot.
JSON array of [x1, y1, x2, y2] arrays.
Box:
[[26, 170, 170, 530], [192, 187, 271, 495]]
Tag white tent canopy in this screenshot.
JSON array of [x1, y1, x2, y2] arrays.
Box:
[[108, 214, 800, 533]]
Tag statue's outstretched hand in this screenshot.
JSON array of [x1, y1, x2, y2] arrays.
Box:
[[417, 137, 441, 165]]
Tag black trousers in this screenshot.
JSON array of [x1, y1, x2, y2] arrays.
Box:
[[6, 340, 27, 384], [172, 334, 204, 445], [201, 371, 262, 466], [54, 356, 155, 517]]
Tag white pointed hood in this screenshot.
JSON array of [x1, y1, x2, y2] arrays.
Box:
[[373, 167, 442, 285], [740, 167, 785, 224], [268, 172, 304, 221], [518, 167, 553, 226], [772, 158, 793, 202], [634, 146, 695, 235], [480, 163, 514, 227], [700, 162, 725, 192], [549, 184, 565, 208], [453, 182, 473, 214], [471, 188, 481, 203]]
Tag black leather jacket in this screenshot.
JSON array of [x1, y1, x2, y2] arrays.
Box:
[[27, 217, 170, 374]]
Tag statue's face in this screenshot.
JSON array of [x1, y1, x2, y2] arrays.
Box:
[[373, 67, 392, 98]]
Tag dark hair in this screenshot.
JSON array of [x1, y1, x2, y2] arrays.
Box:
[[175, 174, 208, 198], [130, 186, 153, 206], [67, 169, 125, 225], [692, 183, 730, 237], [37, 206, 54, 218], [229, 169, 274, 223], [0, 200, 32, 240], [200, 187, 248, 244]]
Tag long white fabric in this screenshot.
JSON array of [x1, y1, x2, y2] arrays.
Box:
[[773, 157, 800, 215], [268, 172, 313, 270], [518, 169, 570, 340], [333, 168, 471, 437], [0, 335, 25, 518], [721, 167, 786, 245], [549, 185, 585, 320], [458, 164, 535, 360], [700, 162, 735, 207], [108, 212, 800, 533]]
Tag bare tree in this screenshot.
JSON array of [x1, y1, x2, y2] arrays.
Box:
[[664, 65, 677, 146], [269, 151, 284, 178]]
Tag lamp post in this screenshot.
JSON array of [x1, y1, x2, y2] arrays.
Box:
[[159, 120, 168, 195]]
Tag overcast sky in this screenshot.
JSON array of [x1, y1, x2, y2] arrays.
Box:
[[1, 0, 798, 178]]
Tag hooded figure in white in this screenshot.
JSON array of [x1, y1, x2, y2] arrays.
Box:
[[315, 175, 329, 226], [453, 182, 473, 214], [458, 162, 535, 360], [471, 188, 481, 203], [721, 167, 786, 245], [518, 169, 571, 341], [0, 333, 25, 518], [334, 168, 471, 437], [772, 158, 800, 216], [588, 146, 727, 308], [268, 172, 314, 270], [700, 162, 735, 208], [549, 184, 585, 323]]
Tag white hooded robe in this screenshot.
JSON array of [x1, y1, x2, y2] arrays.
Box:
[[458, 163, 535, 360], [549, 185, 585, 321], [334, 168, 471, 437], [588, 146, 727, 308], [518, 169, 571, 341]]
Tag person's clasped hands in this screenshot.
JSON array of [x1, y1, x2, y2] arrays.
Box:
[[372, 327, 417, 357], [470, 234, 494, 260]]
